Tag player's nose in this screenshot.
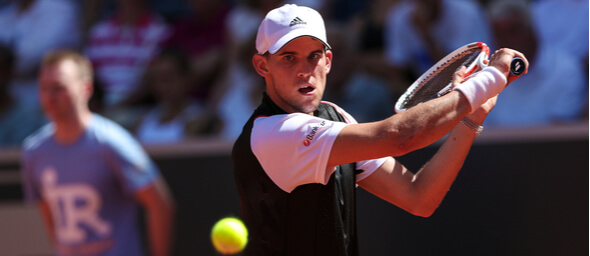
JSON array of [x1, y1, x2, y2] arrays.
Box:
[[296, 61, 314, 78]]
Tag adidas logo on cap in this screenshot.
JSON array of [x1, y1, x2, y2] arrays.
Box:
[[289, 17, 306, 26]]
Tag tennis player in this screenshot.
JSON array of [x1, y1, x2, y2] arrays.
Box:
[[20, 50, 175, 256], [232, 4, 527, 255]]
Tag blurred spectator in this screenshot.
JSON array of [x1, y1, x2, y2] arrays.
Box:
[[324, 23, 396, 123], [483, 0, 586, 127], [354, 0, 392, 54], [384, 0, 491, 94], [21, 50, 174, 256], [531, 0, 588, 68], [289, 0, 364, 23], [85, 0, 170, 108], [324, 0, 364, 23], [0, 0, 81, 106], [531, 0, 589, 118], [346, 0, 400, 100], [215, 0, 280, 140], [0, 44, 46, 148], [80, 0, 105, 41], [131, 49, 215, 144], [160, 0, 230, 103], [151, 0, 191, 23], [289, 0, 328, 16]]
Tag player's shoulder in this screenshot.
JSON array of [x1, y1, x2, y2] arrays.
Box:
[[319, 101, 357, 124], [88, 114, 139, 146], [89, 115, 156, 168], [22, 123, 54, 153], [253, 112, 317, 128], [320, 100, 343, 111], [254, 113, 318, 125]]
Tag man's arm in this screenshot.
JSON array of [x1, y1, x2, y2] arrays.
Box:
[[38, 200, 56, 246], [329, 78, 470, 166], [357, 96, 496, 217], [328, 48, 527, 167], [135, 177, 176, 256]]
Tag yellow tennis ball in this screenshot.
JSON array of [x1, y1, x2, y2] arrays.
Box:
[[211, 217, 248, 254]]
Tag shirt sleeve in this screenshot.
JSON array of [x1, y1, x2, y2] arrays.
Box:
[[251, 113, 348, 193], [355, 157, 391, 182], [103, 123, 160, 196], [251, 110, 391, 193], [320, 102, 392, 183]]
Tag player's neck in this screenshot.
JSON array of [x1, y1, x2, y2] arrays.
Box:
[[53, 111, 93, 145]]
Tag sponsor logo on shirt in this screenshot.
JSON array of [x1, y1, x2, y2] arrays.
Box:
[[303, 120, 326, 146]]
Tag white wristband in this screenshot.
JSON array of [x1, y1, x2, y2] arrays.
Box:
[[453, 66, 507, 113]]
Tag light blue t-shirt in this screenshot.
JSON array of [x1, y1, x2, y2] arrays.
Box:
[[21, 114, 159, 256]]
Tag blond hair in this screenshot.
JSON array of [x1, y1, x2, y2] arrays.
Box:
[[42, 49, 93, 82]]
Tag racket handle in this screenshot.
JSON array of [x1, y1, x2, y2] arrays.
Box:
[[510, 57, 525, 76]]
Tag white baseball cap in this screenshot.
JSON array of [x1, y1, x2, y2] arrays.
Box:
[[255, 4, 331, 55]]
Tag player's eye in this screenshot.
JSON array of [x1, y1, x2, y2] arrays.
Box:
[[284, 55, 294, 61]]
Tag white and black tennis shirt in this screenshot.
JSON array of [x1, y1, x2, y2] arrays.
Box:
[[232, 94, 388, 255]]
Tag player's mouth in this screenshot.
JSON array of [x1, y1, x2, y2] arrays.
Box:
[[298, 84, 316, 95]]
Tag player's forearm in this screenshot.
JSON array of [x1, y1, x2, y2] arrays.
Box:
[[331, 91, 470, 166], [384, 91, 471, 156], [408, 124, 477, 217], [330, 90, 472, 167], [38, 201, 57, 246], [137, 180, 176, 256], [146, 204, 175, 256]]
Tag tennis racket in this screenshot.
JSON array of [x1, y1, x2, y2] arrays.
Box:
[[394, 42, 525, 113]]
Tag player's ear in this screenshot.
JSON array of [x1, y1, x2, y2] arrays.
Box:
[[324, 49, 333, 74], [252, 54, 270, 77]]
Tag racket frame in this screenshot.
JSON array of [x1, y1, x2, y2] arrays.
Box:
[[394, 42, 490, 113]]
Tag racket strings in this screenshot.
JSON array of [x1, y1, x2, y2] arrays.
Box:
[[402, 49, 482, 109]]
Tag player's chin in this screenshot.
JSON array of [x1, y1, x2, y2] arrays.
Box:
[[297, 100, 321, 114]]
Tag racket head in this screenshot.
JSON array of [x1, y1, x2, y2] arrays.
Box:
[[394, 42, 490, 113]]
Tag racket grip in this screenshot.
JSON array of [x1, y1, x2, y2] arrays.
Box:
[[510, 57, 525, 76]]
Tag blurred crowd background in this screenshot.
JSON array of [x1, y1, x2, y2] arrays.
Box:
[[0, 0, 587, 149]]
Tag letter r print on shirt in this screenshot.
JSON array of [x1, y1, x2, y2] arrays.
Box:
[[41, 168, 112, 243]]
